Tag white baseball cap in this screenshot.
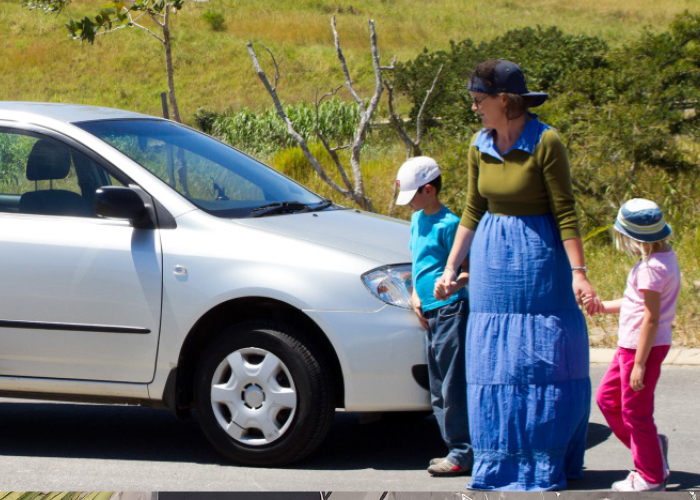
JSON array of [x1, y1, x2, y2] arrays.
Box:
[[395, 156, 442, 206]]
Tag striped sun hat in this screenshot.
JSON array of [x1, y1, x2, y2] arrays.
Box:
[[614, 198, 672, 242]]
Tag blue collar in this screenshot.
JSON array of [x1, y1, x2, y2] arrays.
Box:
[[472, 114, 551, 162]]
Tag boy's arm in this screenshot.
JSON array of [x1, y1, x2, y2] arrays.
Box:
[[411, 287, 429, 329], [630, 290, 661, 391]]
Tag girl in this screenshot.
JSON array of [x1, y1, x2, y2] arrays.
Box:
[[585, 198, 680, 491]]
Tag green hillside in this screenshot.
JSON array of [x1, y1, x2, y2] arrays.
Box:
[[0, 0, 696, 119]]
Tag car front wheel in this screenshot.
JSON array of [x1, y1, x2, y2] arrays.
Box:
[[194, 321, 335, 465]]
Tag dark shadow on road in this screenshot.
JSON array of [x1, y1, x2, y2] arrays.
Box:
[[0, 400, 224, 465], [0, 398, 695, 494], [584, 422, 613, 450]]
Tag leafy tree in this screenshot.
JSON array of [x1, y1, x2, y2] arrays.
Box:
[[393, 26, 609, 137], [25, 0, 216, 123]]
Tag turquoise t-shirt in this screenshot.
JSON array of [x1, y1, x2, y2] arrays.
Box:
[[409, 205, 468, 313]]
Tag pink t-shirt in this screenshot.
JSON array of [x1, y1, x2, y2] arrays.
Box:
[[618, 250, 681, 349]]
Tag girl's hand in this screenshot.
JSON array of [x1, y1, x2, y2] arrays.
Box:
[[582, 294, 603, 315], [630, 362, 646, 391]]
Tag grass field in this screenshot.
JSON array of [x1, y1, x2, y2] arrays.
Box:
[[1, 0, 699, 343], [1, 0, 698, 119]]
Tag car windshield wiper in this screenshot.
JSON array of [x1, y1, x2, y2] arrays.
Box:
[[250, 201, 311, 217], [308, 199, 334, 212]]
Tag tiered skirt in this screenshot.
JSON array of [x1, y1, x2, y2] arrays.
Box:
[[466, 212, 591, 491]]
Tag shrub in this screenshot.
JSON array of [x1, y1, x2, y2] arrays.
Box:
[[202, 9, 225, 31]]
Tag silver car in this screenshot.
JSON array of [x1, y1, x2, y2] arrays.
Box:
[[0, 102, 429, 465]]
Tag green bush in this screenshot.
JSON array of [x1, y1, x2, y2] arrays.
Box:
[[202, 9, 225, 31]]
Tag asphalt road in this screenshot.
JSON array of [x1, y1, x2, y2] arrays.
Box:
[[0, 364, 698, 492]]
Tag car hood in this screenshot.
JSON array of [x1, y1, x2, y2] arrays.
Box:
[[234, 208, 411, 265]]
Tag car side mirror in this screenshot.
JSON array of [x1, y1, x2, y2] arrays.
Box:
[[95, 186, 156, 229]]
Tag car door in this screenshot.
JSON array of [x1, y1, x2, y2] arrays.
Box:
[[0, 127, 163, 383]]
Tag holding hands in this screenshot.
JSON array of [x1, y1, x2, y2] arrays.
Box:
[[582, 294, 621, 316], [434, 267, 458, 301], [434, 259, 470, 302]]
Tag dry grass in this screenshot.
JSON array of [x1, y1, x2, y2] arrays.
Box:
[[1, 0, 696, 119]]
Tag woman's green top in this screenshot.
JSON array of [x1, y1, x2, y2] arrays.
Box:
[[460, 119, 581, 240]]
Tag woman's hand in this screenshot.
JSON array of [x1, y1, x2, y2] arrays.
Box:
[[573, 270, 599, 316]]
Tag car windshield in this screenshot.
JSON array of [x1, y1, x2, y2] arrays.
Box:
[[77, 119, 330, 218]]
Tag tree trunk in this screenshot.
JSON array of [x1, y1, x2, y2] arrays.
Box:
[[163, 7, 181, 123]]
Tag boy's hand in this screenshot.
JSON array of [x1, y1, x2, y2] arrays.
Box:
[[411, 295, 428, 329], [434, 280, 454, 301], [434, 268, 458, 301], [630, 362, 646, 391]]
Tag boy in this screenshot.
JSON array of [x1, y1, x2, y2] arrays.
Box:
[[396, 156, 472, 476]]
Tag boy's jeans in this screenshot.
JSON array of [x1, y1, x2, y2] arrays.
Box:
[[424, 299, 471, 466], [596, 345, 670, 485]]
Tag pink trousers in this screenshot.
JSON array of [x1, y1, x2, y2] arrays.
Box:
[[595, 345, 670, 485]]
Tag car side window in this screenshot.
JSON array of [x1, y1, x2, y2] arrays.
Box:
[[0, 130, 121, 217]]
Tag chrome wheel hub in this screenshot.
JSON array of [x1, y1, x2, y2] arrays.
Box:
[[210, 347, 297, 446]]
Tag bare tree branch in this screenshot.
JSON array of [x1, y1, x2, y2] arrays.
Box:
[[248, 17, 386, 212], [384, 79, 419, 157], [314, 85, 353, 191], [380, 55, 396, 71], [383, 64, 444, 215], [343, 19, 384, 212], [314, 86, 354, 191], [332, 15, 363, 112], [415, 63, 444, 145], [247, 41, 352, 199], [96, 20, 164, 43], [260, 43, 281, 91]]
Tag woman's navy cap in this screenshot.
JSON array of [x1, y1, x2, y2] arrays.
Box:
[[614, 198, 672, 243], [468, 60, 549, 107]]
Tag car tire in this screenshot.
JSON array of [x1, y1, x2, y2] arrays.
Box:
[[194, 320, 335, 466]]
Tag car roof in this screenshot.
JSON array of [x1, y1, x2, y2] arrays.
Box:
[[0, 101, 161, 124]]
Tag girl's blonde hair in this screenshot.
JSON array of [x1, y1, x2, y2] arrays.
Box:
[[613, 230, 671, 260]]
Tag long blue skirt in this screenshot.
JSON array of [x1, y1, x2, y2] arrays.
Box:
[[467, 212, 591, 491]]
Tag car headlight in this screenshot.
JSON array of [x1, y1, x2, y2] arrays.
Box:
[[362, 264, 413, 309]]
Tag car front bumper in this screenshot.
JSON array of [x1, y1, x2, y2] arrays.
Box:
[[305, 305, 430, 412]]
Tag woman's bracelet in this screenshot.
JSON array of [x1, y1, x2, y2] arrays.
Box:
[[571, 266, 588, 273]]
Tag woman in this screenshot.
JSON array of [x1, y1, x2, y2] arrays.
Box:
[[435, 59, 598, 490]]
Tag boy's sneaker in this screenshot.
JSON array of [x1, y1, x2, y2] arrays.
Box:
[[428, 457, 446, 466], [659, 434, 670, 479], [428, 458, 472, 476], [612, 471, 666, 492]]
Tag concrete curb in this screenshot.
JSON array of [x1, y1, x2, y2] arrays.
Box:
[[590, 347, 700, 365]]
